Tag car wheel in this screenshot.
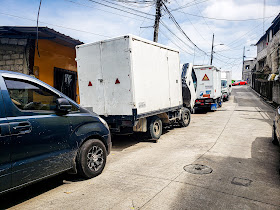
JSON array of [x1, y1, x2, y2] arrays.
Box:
[[179, 108, 191, 127], [148, 116, 162, 140], [272, 125, 279, 145], [77, 139, 107, 178]]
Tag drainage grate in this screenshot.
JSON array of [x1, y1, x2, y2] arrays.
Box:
[[231, 177, 252, 187], [183, 164, 213, 174]]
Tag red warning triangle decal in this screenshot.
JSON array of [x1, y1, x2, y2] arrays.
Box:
[[202, 74, 209, 81], [115, 78, 120, 84]]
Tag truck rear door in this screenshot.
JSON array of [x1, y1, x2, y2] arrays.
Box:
[[76, 43, 105, 115], [0, 75, 11, 193]]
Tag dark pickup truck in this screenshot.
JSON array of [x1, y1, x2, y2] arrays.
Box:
[[0, 70, 111, 194]]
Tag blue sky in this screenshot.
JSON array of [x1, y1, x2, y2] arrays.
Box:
[[0, 0, 279, 79]]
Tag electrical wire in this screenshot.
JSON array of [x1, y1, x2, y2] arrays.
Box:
[[64, 0, 153, 22], [0, 12, 111, 38], [170, 0, 209, 12], [99, 0, 155, 16], [87, 0, 155, 19], [159, 29, 194, 56], [175, 11, 277, 21], [162, 2, 208, 56]]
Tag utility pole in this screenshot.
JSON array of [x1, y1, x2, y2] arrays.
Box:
[[210, 33, 214, 65], [242, 46, 245, 80], [153, 0, 162, 42]]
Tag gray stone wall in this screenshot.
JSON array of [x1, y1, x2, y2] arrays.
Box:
[[0, 38, 30, 74], [272, 81, 280, 104], [263, 30, 280, 74]]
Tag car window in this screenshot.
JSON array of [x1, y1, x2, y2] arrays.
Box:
[[221, 80, 227, 87], [4, 78, 60, 111]]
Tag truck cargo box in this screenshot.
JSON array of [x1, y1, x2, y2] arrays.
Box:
[[193, 65, 222, 110], [194, 65, 221, 99], [76, 35, 183, 122]]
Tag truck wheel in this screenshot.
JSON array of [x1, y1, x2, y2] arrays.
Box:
[[77, 139, 107, 178], [218, 98, 223, 108], [148, 116, 162, 140], [179, 108, 191, 127]]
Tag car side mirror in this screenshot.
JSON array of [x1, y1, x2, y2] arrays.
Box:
[[56, 98, 72, 113]]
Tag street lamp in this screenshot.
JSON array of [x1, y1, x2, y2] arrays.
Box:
[[210, 33, 224, 65]]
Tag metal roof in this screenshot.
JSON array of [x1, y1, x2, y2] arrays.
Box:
[[0, 26, 83, 48]]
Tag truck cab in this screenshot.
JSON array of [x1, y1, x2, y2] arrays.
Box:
[[221, 71, 232, 101], [221, 79, 229, 101], [181, 63, 197, 112]]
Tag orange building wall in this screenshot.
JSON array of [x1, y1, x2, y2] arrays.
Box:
[[34, 39, 80, 103]]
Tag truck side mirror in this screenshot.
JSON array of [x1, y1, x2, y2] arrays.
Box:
[[56, 98, 72, 113]]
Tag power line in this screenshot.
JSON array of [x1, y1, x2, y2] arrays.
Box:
[[98, 0, 155, 16], [162, 2, 208, 55], [86, 0, 155, 19], [160, 20, 195, 53], [170, 0, 209, 12], [175, 10, 276, 21], [174, 0, 210, 44], [158, 29, 193, 56], [64, 0, 153, 21], [0, 12, 111, 38]]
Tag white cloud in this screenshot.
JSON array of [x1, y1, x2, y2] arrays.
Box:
[[0, 0, 279, 79]]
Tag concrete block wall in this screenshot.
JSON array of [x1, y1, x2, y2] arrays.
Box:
[[0, 38, 29, 74]]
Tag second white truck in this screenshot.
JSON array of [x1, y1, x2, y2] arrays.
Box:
[[221, 71, 232, 101], [193, 65, 222, 110], [76, 35, 190, 140]]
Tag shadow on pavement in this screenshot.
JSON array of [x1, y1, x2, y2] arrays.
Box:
[[169, 137, 280, 209], [111, 128, 171, 151], [0, 175, 65, 209]]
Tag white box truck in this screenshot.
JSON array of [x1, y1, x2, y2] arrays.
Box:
[[221, 71, 232, 101], [193, 65, 222, 110], [76, 35, 190, 140]]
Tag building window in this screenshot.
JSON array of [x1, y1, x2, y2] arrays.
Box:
[[54, 67, 77, 101]]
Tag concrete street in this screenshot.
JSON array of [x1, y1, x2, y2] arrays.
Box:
[[1, 85, 280, 210]]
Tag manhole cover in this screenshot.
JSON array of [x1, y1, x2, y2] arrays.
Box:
[[183, 164, 213, 174]]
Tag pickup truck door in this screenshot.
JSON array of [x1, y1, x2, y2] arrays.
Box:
[[1, 75, 72, 188], [0, 82, 11, 193]]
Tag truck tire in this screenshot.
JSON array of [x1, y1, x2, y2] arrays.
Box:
[[218, 98, 223, 108], [179, 108, 191, 127], [77, 139, 107, 178], [148, 116, 162, 140]]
